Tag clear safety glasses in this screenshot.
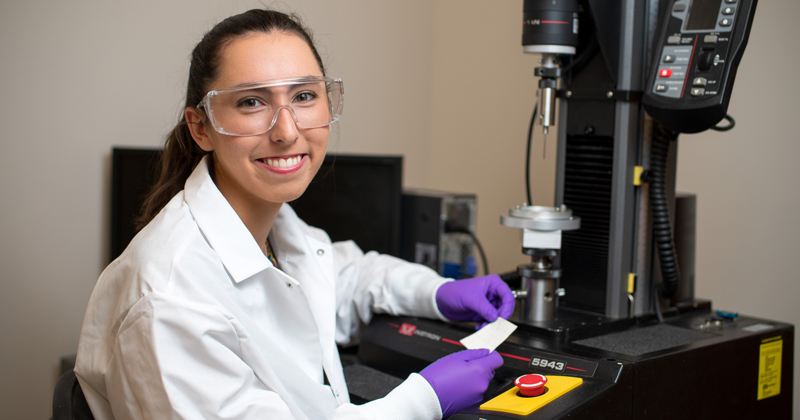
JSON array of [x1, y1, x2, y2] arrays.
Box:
[[196, 76, 344, 136]]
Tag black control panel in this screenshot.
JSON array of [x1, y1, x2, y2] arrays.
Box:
[[643, 0, 757, 133]]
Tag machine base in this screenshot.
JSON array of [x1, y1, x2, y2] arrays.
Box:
[[355, 306, 793, 419]]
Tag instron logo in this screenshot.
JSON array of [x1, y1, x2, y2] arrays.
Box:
[[399, 323, 417, 336]]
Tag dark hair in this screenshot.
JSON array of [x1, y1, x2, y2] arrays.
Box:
[[137, 9, 325, 228]]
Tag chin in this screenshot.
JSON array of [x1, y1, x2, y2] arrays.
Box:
[[269, 188, 308, 205]]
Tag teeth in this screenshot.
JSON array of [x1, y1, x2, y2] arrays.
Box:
[[263, 156, 302, 168]]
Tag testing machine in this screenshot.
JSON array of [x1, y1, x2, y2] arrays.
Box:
[[350, 0, 794, 418]]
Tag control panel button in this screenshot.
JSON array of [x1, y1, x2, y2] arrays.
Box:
[[720, 18, 732, 27], [691, 87, 705, 96], [656, 84, 668, 92], [725, 0, 736, 3], [673, 3, 686, 12], [698, 51, 715, 71], [663, 54, 676, 63], [704, 35, 718, 44], [515, 374, 548, 397], [659, 69, 673, 78], [693, 77, 708, 86], [723, 7, 735, 15], [668, 36, 681, 45]]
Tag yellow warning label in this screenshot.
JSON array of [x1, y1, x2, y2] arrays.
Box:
[[757, 338, 782, 400]]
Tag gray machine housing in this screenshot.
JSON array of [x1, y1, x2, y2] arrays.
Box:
[[400, 189, 478, 279], [555, 0, 672, 319]]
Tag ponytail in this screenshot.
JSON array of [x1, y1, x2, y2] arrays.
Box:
[[135, 118, 208, 229]]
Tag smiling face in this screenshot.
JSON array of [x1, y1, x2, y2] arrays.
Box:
[[187, 31, 329, 217]]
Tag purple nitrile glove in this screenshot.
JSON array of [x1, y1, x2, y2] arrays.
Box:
[[420, 349, 503, 418], [436, 275, 515, 327]]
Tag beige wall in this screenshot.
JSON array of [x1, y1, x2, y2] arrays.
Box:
[[0, 1, 437, 418], [0, 0, 797, 418], [426, 2, 552, 274]]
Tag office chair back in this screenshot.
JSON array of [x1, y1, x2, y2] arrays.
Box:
[[53, 369, 94, 420]]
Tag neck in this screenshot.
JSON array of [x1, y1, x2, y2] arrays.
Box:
[[235, 199, 282, 256]]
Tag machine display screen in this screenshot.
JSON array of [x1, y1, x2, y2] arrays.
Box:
[[686, 0, 723, 30]]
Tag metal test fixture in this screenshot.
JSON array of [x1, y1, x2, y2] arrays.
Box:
[[352, 0, 794, 418]]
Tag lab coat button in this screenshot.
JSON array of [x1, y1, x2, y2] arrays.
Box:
[[317, 249, 324, 256], [286, 282, 293, 288]]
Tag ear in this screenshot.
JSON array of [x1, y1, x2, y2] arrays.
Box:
[[185, 107, 215, 152]]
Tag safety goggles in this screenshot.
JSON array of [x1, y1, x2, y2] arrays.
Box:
[[196, 76, 344, 136]]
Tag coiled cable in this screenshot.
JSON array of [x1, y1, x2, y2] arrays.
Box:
[[649, 122, 681, 299]]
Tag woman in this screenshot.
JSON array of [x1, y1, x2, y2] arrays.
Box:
[[75, 9, 514, 420]]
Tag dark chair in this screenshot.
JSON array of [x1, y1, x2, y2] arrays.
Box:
[[53, 370, 95, 420]]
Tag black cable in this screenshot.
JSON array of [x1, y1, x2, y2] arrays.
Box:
[[561, 36, 599, 75], [525, 101, 539, 206], [465, 230, 490, 277], [649, 122, 681, 299], [710, 114, 736, 132], [445, 224, 489, 276]]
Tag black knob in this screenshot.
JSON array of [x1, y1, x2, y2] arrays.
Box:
[[698, 51, 714, 72]]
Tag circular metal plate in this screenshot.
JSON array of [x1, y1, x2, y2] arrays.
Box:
[[500, 204, 581, 230], [523, 45, 576, 55]]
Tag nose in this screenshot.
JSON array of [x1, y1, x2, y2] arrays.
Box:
[[268, 106, 299, 144]]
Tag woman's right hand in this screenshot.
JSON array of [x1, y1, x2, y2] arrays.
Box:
[[419, 349, 503, 418]]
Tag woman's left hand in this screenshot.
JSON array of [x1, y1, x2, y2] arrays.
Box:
[[435, 275, 515, 326]]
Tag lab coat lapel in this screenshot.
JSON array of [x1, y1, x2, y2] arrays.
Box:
[[272, 205, 349, 403], [183, 157, 271, 282], [196, 266, 339, 420]]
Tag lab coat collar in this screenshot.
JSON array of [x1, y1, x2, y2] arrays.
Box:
[[269, 205, 307, 268], [183, 156, 272, 283]]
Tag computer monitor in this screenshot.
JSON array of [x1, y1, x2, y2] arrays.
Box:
[[110, 147, 161, 262], [290, 155, 403, 257], [110, 149, 403, 261]]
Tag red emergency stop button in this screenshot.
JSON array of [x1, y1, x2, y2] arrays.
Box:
[[515, 374, 548, 397], [659, 69, 673, 78]]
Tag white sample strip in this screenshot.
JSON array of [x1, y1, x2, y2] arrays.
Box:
[[460, 318, 517, 351]]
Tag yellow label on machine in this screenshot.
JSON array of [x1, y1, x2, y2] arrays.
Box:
[[757, 337, 782, 400], [627, 273, 636, 294], [633, 166, 644, 186]]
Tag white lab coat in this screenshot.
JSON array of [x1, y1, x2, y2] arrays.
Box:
[[74, 156, 449, 420]]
